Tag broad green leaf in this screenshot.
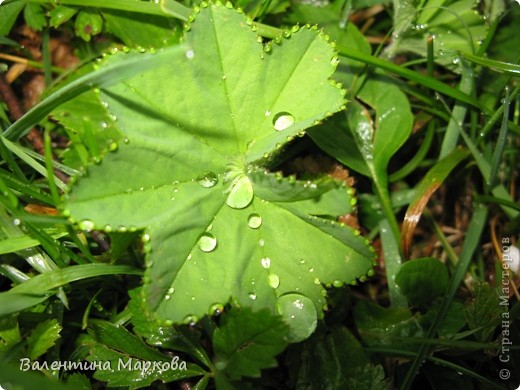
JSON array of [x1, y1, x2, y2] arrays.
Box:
[[354, 300, 424, 348], [346, 364, 387, 390], [128, 288, 212, 368], [0, 314, 21, 352], [76, 322, 204, 388], [464, 282, 501, 342], [0, 0, 25, 36], [64, 4, 375, 325], [0, 362, 70, 390], [288, 326, 374, 389], [395, 257, 449, 306], [310, 75, 413, 182], [102, 9, 181, 48], [212, 308, 288, 380], [23, 3, 47, 31], [49, 5, 78, 28], [27, 319, 62, 360]]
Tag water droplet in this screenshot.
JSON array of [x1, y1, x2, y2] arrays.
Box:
[[268, 274, 280, 289], [142, 233, 151, 242], [185, 49, 195, 59], [333, 280, 344, 287], [198, 232, 217, 252], [226, 174, 253, 209], [209, 303, 224, 316], [247, 213, 262, 229], [314, 277, 321, 285], [108, 142, 118, 152], [273, 112, 295, 131], [248, 292, 257, 300], [258, 239, 265, 247], [13, 218, 21, 226], [165, 295, 171, 300], [265, 110, 271, 117], [167, 287, 174, 294], [196, 171, 218, 188], [79, 220, 95, 232], [261, 257, 271, 269]]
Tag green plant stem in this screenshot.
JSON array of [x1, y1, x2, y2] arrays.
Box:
[[400, 204, 488, 390], [487, 86, 511, 191], [379, 218, 407, 307], [439, 59, 474, 159], [369, 347, 505, 389], [389, 122, 434, 182], [339, 49, 481, 109], [27, 0, 190, 19]]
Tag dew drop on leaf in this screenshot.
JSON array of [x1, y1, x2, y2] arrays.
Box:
[[196, 171, 218, 188], [268, 274, 280, 289], [273, 112, 295, 131], [185, 49, 195, 59], [248, 292, 257, 300], [332, 280, 344, 287], [247, 213, 262, 229], [198, 232, 217, 252], [226, 174, 253, 209], [78, 220, 95, 232], [209, 303, 224, 316], [261, 257, 271, 269]]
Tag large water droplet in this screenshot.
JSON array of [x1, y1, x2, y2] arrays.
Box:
[[79, 220, 95, 232], [198, 232, 217, 252], [261, 257, 271, 269], [196, 171, 218, 188], [273, 112, 295, 131], [276, 293, 317, 343], [248, 213, 262, 229], [209, 303, 224, 316], [268, 274, 280, 289], [226, 174, 253, 209]]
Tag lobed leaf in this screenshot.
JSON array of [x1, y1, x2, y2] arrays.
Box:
[[64, 3, 375, 325]]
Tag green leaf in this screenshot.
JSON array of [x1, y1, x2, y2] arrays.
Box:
[[288, 326, 373, 389], [0, 362, 70, 390], [0, 314, 21, 352], [395, 258, 450, 306], [310, 74, 413, 180], [102, 9, 181, 48], [64, 4, 375, 324], [346, 364, 387, 390], [48, 5, 78, 28], [212, 307, 288, 380], [77, 322, 204, 388], [27, 319, 61, 360], [0, 1, 26, 36], [464, 282, 501, 342], [23, 3, 47, 31], [75, 9, 103, 41], [354, 300, 424, 347]]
